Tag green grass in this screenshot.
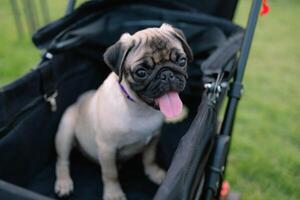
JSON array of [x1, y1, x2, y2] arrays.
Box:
[[0, 1, 299, 199]]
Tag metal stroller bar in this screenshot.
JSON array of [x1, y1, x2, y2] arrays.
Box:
[[66, 0, 77, 15], [235, 0, 262, 83], [202, 0, 262, 199], [221, 0, 262, 152]]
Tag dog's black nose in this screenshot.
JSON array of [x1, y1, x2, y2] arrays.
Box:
[[160, 70, 175, 81]]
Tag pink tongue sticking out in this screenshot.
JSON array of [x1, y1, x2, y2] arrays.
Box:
[[156, 91, 183, 119]]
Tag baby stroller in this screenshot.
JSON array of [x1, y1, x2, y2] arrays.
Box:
[[0, 0, 263, 199]]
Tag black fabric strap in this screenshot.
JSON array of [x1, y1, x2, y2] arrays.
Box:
[[201, 32, 243, 77], [37, 56, 56, 96]]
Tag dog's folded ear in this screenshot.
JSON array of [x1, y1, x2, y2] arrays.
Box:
[[172, 27, 193, 62], [103, 33, 133, 82], [161, 23, 193, 63]]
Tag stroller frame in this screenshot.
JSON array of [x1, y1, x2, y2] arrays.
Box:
[[200, 1, 262, 199]]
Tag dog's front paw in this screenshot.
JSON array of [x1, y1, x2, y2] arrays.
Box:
[[55, 177, 74, 197], [145, 165, 166, 185], [103, 185, 126, 200]]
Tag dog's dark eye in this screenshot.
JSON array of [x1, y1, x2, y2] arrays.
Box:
[[178, 57, 187, 67], [135, 68, 147, 79]]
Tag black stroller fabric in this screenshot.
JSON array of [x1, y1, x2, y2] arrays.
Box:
[[0, 1, 243, 200]]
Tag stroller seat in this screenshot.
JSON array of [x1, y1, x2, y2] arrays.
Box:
[[0, 0, 262, 199]]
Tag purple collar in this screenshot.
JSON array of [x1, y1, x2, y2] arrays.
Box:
[[118, 82, 135, 102]]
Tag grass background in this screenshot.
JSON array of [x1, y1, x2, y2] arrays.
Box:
[[0, 0, 299, 199]]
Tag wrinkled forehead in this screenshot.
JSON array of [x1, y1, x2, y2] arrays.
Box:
[[126, 29, 183, 67]]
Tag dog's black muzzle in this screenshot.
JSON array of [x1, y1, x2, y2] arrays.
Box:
[[129, 65, 188, 107], [131, 65, 188, 90]]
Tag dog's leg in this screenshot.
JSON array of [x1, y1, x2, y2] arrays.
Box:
[[143, 135, 166, 184], [54, 106, 77, 197], [97, 141, 126, 200]]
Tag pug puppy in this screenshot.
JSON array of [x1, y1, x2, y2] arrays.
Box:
[[54, 23, 193, 200]]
